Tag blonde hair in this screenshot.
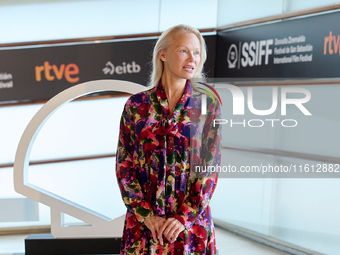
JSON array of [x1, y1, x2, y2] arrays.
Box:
[[148, 24, 207, 87]]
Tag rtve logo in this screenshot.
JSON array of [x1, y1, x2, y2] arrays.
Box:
[[35, 61, 80, 83], [324, 31, 340, 55]]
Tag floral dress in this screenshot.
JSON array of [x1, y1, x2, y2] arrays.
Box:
[[115, 80, 221, 255]]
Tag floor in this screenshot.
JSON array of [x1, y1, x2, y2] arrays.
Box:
[[214, 227, 289, 255], [0, 227, 290, 255]]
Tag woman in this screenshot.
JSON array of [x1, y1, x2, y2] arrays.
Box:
[[116, 24, 221, 254]]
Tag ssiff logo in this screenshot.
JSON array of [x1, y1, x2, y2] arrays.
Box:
[[227, 39, 274, 69], [227, 44, 238, 68]]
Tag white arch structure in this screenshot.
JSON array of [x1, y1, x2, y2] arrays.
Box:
[[14, 80, 147, 238]]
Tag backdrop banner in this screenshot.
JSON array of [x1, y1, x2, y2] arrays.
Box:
[[0, 35, 216, 103], [215, 10, 340, 79]]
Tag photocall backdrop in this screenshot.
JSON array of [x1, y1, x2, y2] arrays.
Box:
[[0, 35, 216, 103], [1, 10, 340, 103], [215, 10, 340, 79]]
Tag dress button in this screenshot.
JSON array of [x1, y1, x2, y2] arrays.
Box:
[[193, 199, 197, 203]]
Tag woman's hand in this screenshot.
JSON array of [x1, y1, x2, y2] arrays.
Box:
[[144, 216, 166, 243], [158, 217, 185, 245]]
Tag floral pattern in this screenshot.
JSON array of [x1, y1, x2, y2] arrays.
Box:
[[116, 80, 221, 254]]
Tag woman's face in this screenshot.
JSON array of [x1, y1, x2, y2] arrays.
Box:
[[160, 32, 201, 82]]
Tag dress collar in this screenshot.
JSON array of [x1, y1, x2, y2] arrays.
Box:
[[154, 79, 191, 118]]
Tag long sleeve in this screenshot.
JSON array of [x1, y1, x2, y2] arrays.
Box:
[[115, 100, 155, 224], [173, 98, 221, 230]]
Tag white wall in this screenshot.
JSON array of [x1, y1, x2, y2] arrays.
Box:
[[1, 0, 340, 44], [210, 84, 340, 255], [0, 96, 128, 227], [0, 0, 218, 44], [217, 0, 340, 27]]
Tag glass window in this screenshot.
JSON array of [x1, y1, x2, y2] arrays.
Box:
[[30, 97, 128, 161], [283, 0, 340, 13], [159, 0, 218, 31], [0, 0, 160, 44], [217, 0, 283, 27], [0, 104, 42, 165], [0, 95, 128, 228], [210, 83, 340, 255], [0, 166, 51, 228], [27, 157, 126, 222]]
